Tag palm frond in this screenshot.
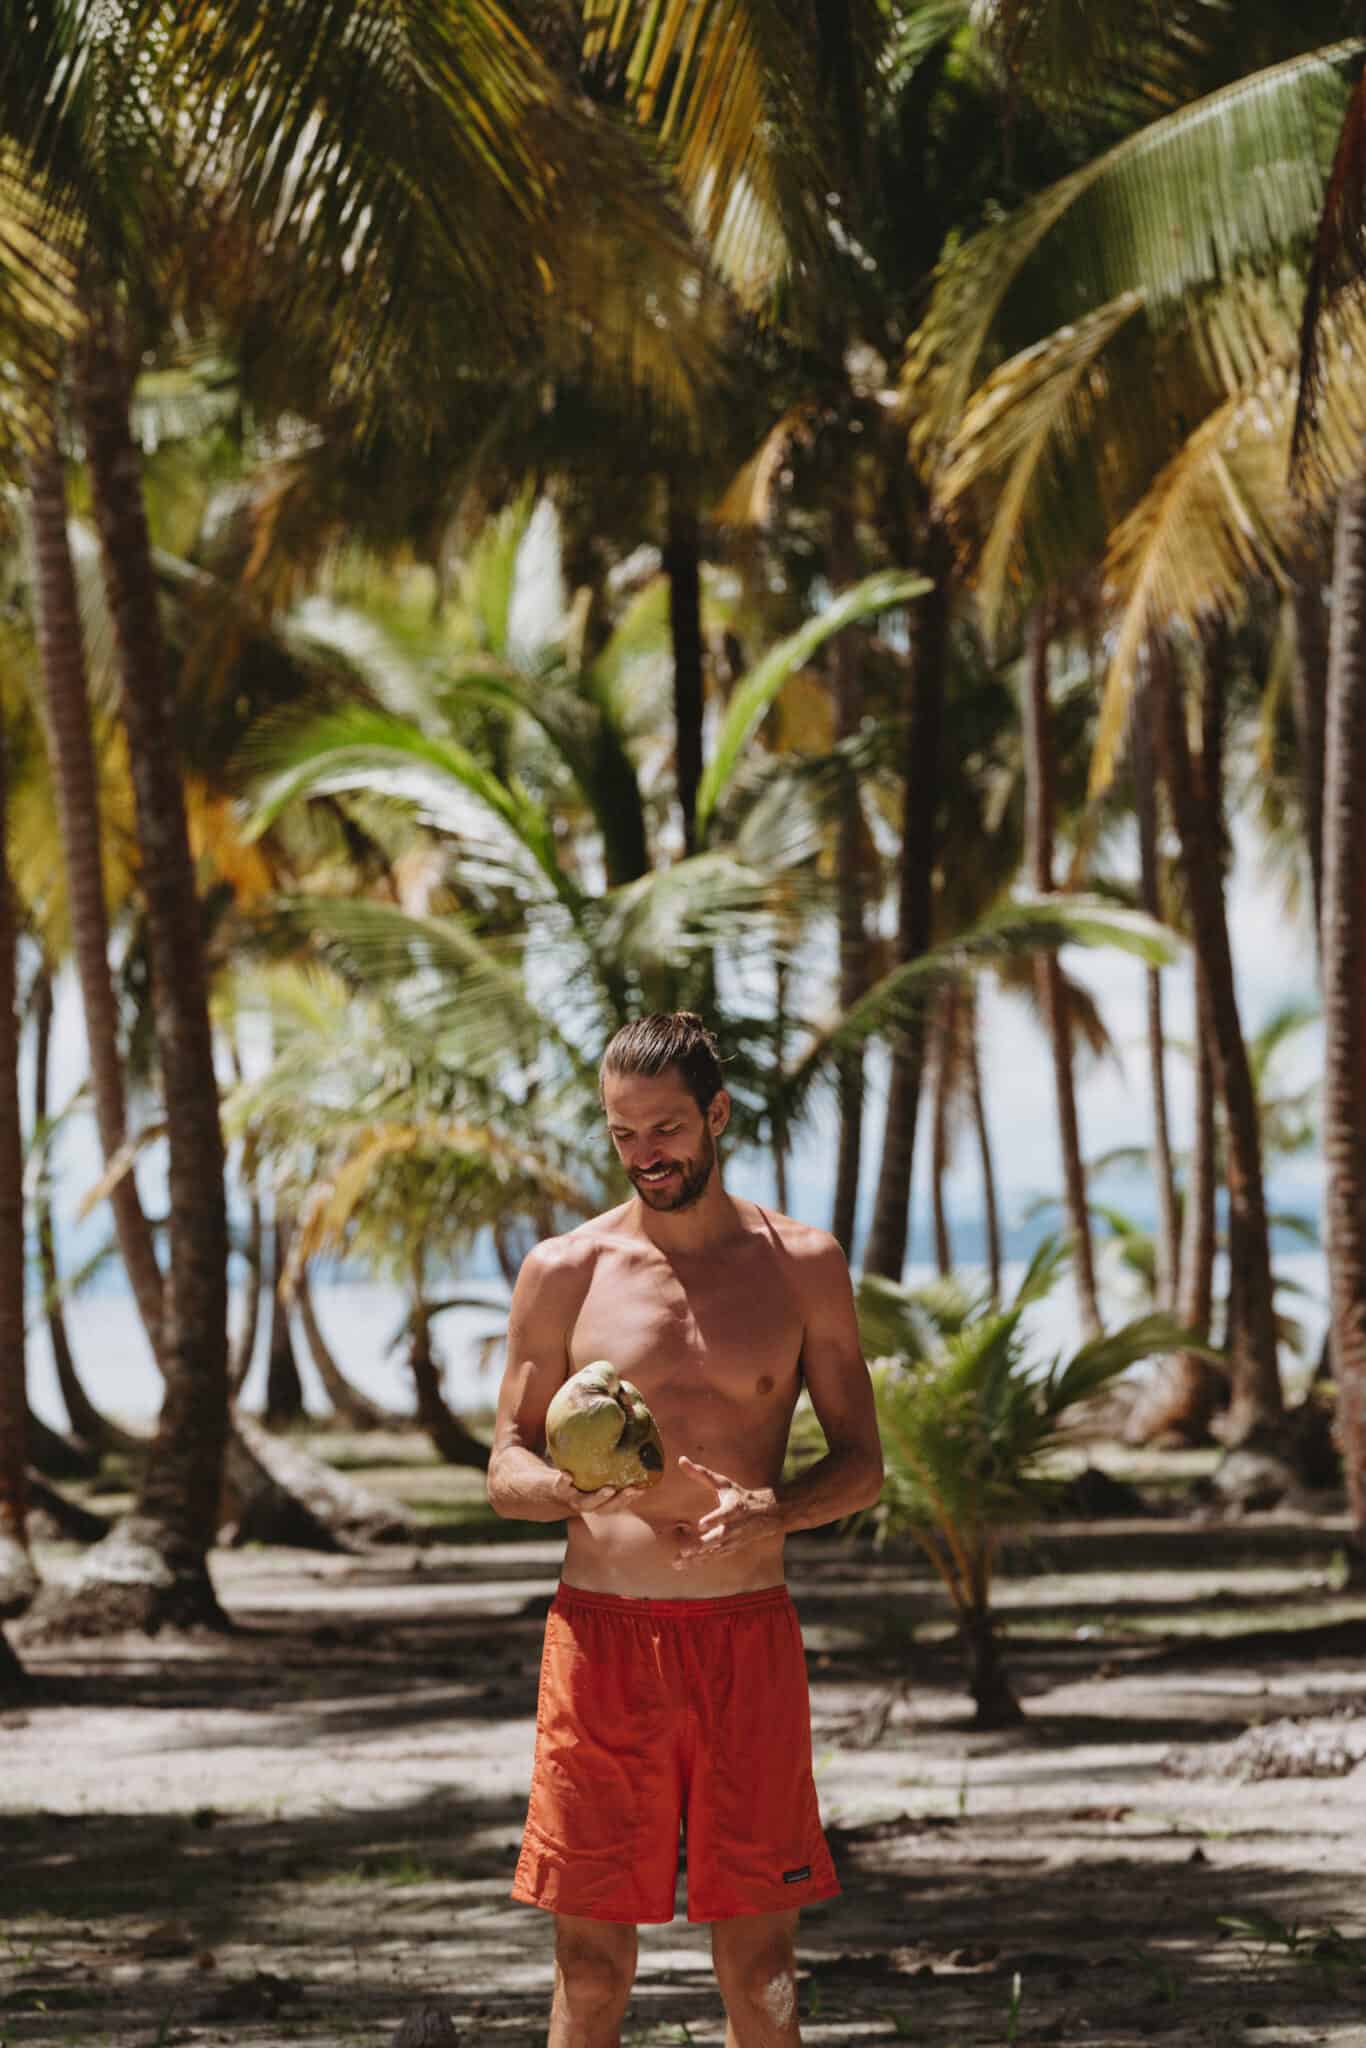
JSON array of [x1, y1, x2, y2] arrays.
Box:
[[696, 569, 931, 837], [582, 0, 882, 310], [940, 290, 1145, 636], [288, 1116, 598, 1273], [239, 898, 595, 1088], [1043, 1310, 1206, 1413], [906, 41, 1361, 454], [1011, 1232, 1069, 1309], [786, 893, 1178, 1106], [246, 703, 578, 909], [1091, 307, 1366, 794]]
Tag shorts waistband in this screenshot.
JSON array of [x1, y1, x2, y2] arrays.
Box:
[[553, 1582, 791, 1621]]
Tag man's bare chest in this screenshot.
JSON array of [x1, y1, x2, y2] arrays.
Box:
[[568, 1246, 805, 1403]]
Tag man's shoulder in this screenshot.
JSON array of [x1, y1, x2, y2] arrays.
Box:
[[520, 1205, 634, 1284], [740, 1201, 847, 1271]]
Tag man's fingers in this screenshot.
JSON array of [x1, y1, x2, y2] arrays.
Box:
[[679, 1456, 727, 1493]]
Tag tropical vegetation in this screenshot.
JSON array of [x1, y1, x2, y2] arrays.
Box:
[[0, 0, 1362, 1689]]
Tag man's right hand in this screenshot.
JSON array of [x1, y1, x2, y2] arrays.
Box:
[[549, 1468, 649, 1517]]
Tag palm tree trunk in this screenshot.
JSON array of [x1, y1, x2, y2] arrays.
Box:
[[1180, 965, 1218, 1347], [1320, 476, 1366, 1567], [1291, 550, 1329, 945], [264, 1210, 305, 1427], [228, 1189, 263, 1395], [964, 985, 1002, 1305], [0, 1630, 23, 1694], [48, 299, 229, 1630], [866, 540, 951, 1279], [24, 415, 166, 1364], [1129, 954, 1225, 1446], [1131, 675, 1180, 1310], [931, 986, 954, 1276], [1023, 608, 1099, 1338], [772, 955, 790, 1214], [31, 966, 144, 1457], [296, 1266, 399, 1432], [408, 1287, 490, 1471], [958, 1604, 1024, 1727], [26, 1404, 100, 1480], [665, 488, 704, 858], [1153, 637, 1282, 1442], [0, 702, 37, 1626], [829, 495, 870, 1258]]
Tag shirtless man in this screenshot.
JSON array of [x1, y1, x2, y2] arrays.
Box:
[[487, 1012, 884, 2048]]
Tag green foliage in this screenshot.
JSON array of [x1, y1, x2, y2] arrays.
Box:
[[860, 1244, 1190, 1611]]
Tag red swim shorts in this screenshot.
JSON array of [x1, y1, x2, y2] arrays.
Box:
[[512, 1582, 840, 1924]]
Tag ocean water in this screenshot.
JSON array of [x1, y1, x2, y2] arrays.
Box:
[[25, 1251, 1329, 1434], [27, 1280, 513, 1431]]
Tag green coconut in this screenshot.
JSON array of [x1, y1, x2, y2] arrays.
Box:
[[545, 1360, 665, 1492]]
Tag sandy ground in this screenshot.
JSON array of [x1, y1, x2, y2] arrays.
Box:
[[4, 1510, 1366, 2048]]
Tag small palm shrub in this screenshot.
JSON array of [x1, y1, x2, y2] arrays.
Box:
[[858, 1242, 1188, 1726]]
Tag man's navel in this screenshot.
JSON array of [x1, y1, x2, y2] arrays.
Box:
[[756, 1374, 775, 1395]]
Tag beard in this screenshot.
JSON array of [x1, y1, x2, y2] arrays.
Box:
[[629, 1124, 717, 1211]]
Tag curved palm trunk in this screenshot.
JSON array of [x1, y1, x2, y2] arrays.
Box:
[[866, 542, 951, 1279], [1023, 609, 1099, 1338], [26, 1404, 100, 1480], [408, 1290, 490, 1471], [48, 302, 229, 1630], [0, 1630, 22, 1693], [264, 1211, 305, 1427], [665, 488, 704, 858], [1131, 676, 1180, 1309], [32, 967, 144, 1457], [25, 419, 166, 1364], [228, 1189, 263, 1395], [830, 496, 870, 1258], [1320, 476, 1366, 1568], [964, 985, 1002, 1305], [0, 700, 36, 1625], [296, 1266, 400, 1432], [1153, 637, 1282, 1442]]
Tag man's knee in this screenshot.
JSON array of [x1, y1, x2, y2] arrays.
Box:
[[712, 1918, 799, 2033], [553, 1917, 637, 2019]]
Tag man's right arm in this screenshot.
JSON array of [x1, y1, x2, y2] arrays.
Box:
[[486, 1239, 633, 1522]]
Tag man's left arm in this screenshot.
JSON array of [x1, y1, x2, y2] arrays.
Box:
[[674, 1236, 883, 1565]]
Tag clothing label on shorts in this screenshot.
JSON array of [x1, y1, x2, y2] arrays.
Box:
[[782, 1866, 811, 1884]]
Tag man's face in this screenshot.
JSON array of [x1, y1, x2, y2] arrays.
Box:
[[602, 1066, 730, 1213]]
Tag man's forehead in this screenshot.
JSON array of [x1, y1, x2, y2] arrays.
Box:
[[602, 1067, 696, 1118]]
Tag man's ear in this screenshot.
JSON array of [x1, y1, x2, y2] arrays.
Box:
[[708, 1088, 731, 1136]]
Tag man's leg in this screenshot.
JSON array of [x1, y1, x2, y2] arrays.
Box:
[[711, 1909, 801, 2048], [548, 1914, 638, 2048]]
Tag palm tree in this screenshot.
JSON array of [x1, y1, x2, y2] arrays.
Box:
[[24, 419, 167, 1366], [0, 0, 800, 1627], [1152, 630, 1283, 1438], [908, 37, 1366, 1435], [1130, 672, 1181, 1310], [860, 1241, 1188, 1725], [0, 695, 37, 1634], [863, 540, 954, 1280], [1022, 605, 1100, 1336], [1320, 477, 1366, 1569]]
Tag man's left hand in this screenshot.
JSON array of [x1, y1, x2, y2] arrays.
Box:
[[673, 1456, 785, 1568]]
